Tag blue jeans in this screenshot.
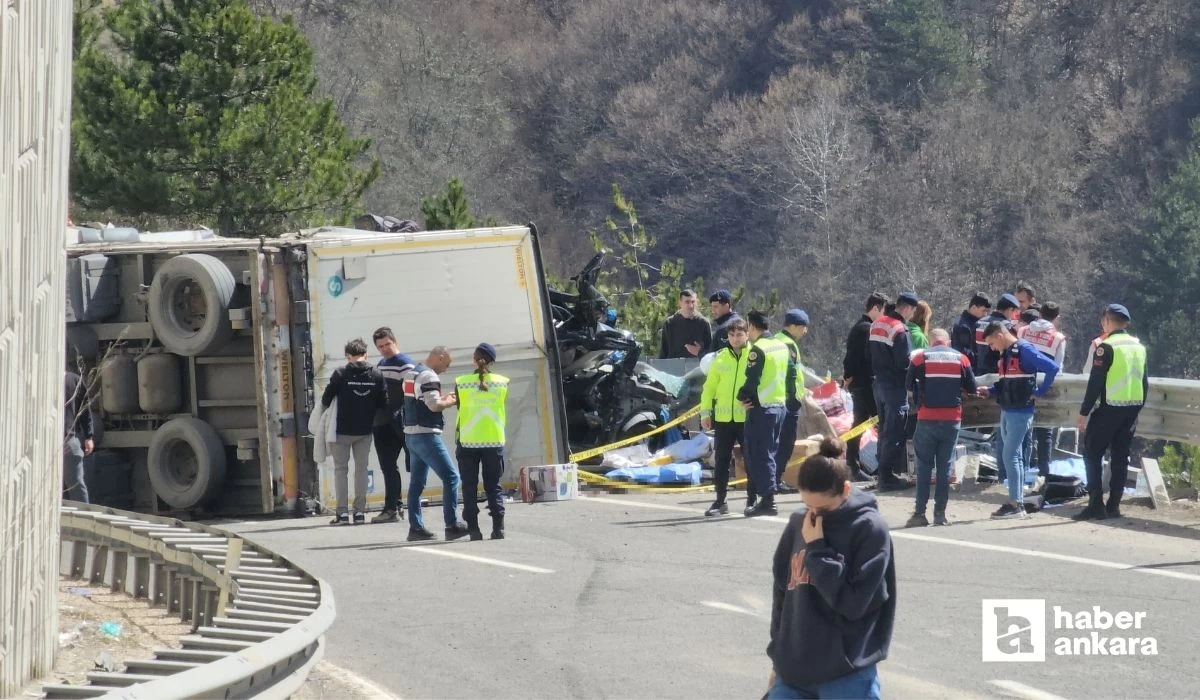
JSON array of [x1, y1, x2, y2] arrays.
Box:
[[913, 420, 959, 516], [405, 432, 462, 530], [767, 665, 880, 699], [872, 383, 908, 479], [1000, 411, 1035, 503]]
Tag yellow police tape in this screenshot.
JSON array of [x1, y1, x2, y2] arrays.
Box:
[[575, 414, 880, 493], [568, 405, 702, 463]]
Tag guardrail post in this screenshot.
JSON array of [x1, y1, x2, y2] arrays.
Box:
[[88, 543, 108, 584], [180, 575, 194, 622], [217, 537, 243, 618], [166, 568, 180, 614], [130, 554, 150, 598], [111, 549, 129, 593]]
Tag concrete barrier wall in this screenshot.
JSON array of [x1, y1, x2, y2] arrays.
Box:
[[0, 0, 73, 693]]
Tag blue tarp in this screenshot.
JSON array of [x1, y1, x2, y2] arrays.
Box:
[[605, 462, 702, 485], [1049, 457, 1088, 484]]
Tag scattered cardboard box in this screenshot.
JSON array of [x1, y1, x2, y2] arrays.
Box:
[[520, 464, 579, 503]]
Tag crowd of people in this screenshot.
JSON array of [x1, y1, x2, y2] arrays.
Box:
[[681, 281, 1149, 526], [314, 327, 512, 542]]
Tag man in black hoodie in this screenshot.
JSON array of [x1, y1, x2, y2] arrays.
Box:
[[322, 338, 387, 525], [768, 439, 895, 699]]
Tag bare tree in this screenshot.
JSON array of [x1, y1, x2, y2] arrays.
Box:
[[779, 79, 869, 224]]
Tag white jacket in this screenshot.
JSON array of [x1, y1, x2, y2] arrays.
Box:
[[308, 398, 338, 464]]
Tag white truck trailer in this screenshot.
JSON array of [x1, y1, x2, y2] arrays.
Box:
[[65, 224, 567, 516]]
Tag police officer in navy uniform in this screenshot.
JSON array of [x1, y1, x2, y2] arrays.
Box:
[[774, 308, 810, 495], [1074, 304, 1148, 521], [974, 293, 1020, 375], [738, 310, 799, 517]]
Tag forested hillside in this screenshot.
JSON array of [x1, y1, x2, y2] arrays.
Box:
[[75, 0, 1200, 376]]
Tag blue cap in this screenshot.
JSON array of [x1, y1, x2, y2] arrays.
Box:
[[784, 308, 810, 326], [896, 292, 919, 307], [1106, 303, 1131, 321], [709, 289, 732, 304], [475, 342, 497, 362], [997, 293, 1020, 310]]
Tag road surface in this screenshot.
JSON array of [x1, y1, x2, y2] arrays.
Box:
[[224, 484, 1200, 699]]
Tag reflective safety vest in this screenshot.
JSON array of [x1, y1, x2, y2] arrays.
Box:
[[752, 337, 790, 406], [701, 347, 749, 423], [1018, 324, 1065, 361], [1104, 335, 1147, 407], [1083, 332, 1110, 373], [775, 331, 808, 404], [455, 372, 509, 448]]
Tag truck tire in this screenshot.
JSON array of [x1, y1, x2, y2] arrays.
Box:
[[147, 417, 227, 509], [148, 254, 236, 356]]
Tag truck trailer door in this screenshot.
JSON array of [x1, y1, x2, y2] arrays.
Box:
[[304, 225, 566, 510]]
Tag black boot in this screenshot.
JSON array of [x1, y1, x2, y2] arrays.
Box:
[[490, 514, 505, 540], [1105, 492, 1123, 519], [1073, 493, 1107, 521], [466, 517, 484, 541]]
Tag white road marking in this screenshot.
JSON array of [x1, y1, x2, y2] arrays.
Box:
[[700, 600, 766, 618], [314, 660, 405, 699], [581, 495, 1200, 583], [988, 679, 1070, 700], [408, 547, 554, 574], [892, 530, 1200, 583], [580, 496, 790, 524]]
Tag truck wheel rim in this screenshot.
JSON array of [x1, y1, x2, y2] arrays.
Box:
[[164, 439, 200, 488], [165, 277, 208, 336]]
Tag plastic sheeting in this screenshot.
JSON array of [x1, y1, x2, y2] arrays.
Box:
[[604, 462, 703, 485]]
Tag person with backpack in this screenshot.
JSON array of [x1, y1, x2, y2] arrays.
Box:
[[455, 343, 510, 540], [767, 438, 895, 700]]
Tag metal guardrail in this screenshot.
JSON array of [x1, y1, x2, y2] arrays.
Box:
[[961, 373, 1200, 443], [47, 502, 334, 699]]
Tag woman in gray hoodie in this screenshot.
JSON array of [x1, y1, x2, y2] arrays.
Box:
[[767, 438, 896, 699]]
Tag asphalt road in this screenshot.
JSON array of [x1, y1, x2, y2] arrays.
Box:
[[223, 484, 1200, 700]]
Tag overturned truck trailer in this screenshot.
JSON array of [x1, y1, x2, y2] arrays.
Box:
[[65, 224, 568, 517]]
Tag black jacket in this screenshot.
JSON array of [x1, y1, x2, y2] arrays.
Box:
[[711, 311, 743, 353], [951, 310, 979, 367], [974, 312, 1013, 375], [64, 372, 93, 442], [322, 361, 387, 436], [659, 312, 712, 359], [843, 315, 873, 388], [769, 490, 896, 686]]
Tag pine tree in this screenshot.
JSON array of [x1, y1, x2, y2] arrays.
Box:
[[421, 178, 483, 230], [1133, 122, 1200, 377], [71, 0, 378, 235], [866, 0, 974, 108]]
